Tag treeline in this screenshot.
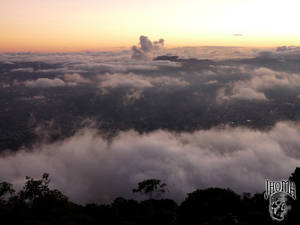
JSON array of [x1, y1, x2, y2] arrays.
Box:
[[1, 168, 300, 225]]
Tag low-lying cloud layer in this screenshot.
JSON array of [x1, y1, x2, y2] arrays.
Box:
[[1, 42, 300, 138], [216, 66, 300, 101], [0, 121, 299, 204], [98, 73, 189, 90]]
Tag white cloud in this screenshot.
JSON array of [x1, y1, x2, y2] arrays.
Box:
[[1, 83, 10, 88], [205, 80, 218, 85], [99, 73, 189, 90], [217, 67, 300, 101], [63, 73, 91, 85], [11, 67, 34, 73], [99, 73, 153, 89], [24, 78, 66, 88], [123, 89, 144, 105], [0, 122, 299, 204], [217, 86, 268, 102], [230, 87, 267, 101], [250, 67, 300, 89]]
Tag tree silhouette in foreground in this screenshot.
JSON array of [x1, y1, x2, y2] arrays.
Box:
[[0, 168, 300, 225], [132, 178, 167, 199], [0, 181, 15, 202]]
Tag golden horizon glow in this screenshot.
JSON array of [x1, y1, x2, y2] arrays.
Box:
[[1, 0, 300, 52]]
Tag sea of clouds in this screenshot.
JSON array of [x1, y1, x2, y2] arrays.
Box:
[[1, 36, 300, 204]]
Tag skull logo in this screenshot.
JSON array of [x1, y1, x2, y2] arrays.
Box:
[[269, 192, 290, 221]]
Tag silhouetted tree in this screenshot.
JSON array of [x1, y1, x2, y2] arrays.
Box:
[[18, 173, 67, 207], [1, 170, 300, 225], [0, 181, 15, 203], [133, 179, 167, 199]]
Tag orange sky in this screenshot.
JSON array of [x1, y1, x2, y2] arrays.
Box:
[[1, 0, 300, 52]]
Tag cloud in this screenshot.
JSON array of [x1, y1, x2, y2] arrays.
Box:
[[1, 47, 300, 135], [276, 46, 289, 52], [123, 89, 144, 105], [18, 95, 46, 102], [72, 60, 179, 73], [131, 35, 165, 60], [250, 67, 300, 88], [139, 35, 154, 52], [98, 73, 189, 91], [217, 67, 300, 101], [217, 86, 268, 101], [2, 46, 300, 205], [257, 51, 278, 59], [24, 78, 66, 88], [257, 47, 300, 61], [276, 46, 300, 52], [152, 76, 189, 87], [98, 73, 189, 103], [230, 87, 267, 100], [1, 83, 10, 88], [11, 67, 34, 73], [233, 34, 243, 37], [0, 122, 299, 204], [153, 39, 165, 49], [99, 73, 153, 89], [63, 73, 91, 85], [205, 80, 218, 85]]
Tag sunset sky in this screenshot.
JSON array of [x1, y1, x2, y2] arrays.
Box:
[[1, 0, 300, 52]]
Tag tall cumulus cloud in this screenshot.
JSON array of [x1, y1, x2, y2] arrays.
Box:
[[132, 35, 164, 60]]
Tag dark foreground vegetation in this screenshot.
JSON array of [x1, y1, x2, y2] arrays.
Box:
[[1, 168, 300, 225]]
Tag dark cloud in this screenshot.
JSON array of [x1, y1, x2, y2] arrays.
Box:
[[139, 35, 154, 52], [276, 46, 289, 52], [255, 47, 300, 62], [153, 39, 165, 49], [276, 46, 300, 52], [131, 46, 146, 60]]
